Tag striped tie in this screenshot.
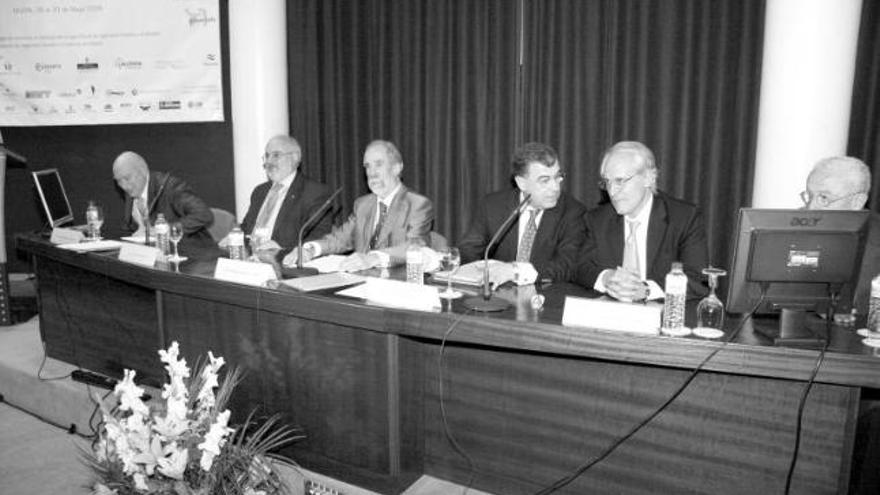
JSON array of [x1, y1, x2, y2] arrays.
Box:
[[622, 219, 640, 276], [370, 202, 388, 250], [255, 182, 284, 232], [517, 210, 538, 262]]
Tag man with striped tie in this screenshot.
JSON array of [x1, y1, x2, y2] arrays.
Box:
[[237, 135, 334, 257], [283, 140, 434, 272], [459, 142, 587, 286], [575, 141, 708, 301]]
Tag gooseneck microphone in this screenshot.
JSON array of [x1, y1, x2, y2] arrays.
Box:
[[463, 193, 531, 312], [284, 186, 343, 278]]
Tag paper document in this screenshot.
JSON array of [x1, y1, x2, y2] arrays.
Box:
[[282, 272, 366, 292], [303, 255, 349, 273], [57, 240, 123, 252], [121, 234, 147, 244], [336, 277, 441, 312], [432, 259, 506, 286]]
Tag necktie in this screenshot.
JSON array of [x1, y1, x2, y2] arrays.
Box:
[[370, 202, 388, 250], [255, 182, 284, 232], [135, 197, 149, 227], [623, 219, 640, 276], [517, 210, 538, 262]]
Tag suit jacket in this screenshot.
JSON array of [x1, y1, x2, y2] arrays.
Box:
[[316, 184, 433, 265], [121, 171, 216, 254], [575, 191, 709, 299], [240, 173, 334, 255], [459, 190, 587, 283]]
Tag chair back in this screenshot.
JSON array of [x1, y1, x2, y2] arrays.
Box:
[[208, 208, 236, 242]]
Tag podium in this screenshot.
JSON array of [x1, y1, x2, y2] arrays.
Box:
[[0, 132, 27, 325]]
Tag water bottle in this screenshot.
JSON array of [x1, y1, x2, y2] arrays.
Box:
[[405, 241, 424, 285], [227, 225, 245, 261], [867, 274, 880, 332], [85, 201, 100, 239], [662, 261, 688, 335], [154, 214, 169, 256]]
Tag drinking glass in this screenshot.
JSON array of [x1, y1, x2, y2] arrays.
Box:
[[694, 266, 727, 338], [85, 202, 104, 241], [439, 247, 462, 299], [168, 222, 186, 262]]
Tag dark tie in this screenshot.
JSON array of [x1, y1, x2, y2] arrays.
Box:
[[516, 209, 538, 262], [255, 182, 284, 232], [623, 219, 640, 276], [370, 202, 388, 250]]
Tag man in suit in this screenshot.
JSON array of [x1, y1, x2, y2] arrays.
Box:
[[802, 156, 879, 316], [459, 142, 587, 285], [112, 151, 216, 254], [235, 135, 334, 257], [282, 140, 433, 272], [575, 141, 708, 301]]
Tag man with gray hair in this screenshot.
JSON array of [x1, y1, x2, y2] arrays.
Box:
[[575, 141, 708, 301], [802, 155, 878, 315], [112, 151, 215, 253]]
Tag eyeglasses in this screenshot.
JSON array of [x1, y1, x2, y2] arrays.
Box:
[[598, 172, 640, 191], [262, 151, 293, 163], [799, 190, 859, 208]]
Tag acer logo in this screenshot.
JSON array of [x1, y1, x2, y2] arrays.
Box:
[[790, 217, 821, 227]]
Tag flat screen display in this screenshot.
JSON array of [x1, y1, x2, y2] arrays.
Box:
[[32, 168, 74, 228]]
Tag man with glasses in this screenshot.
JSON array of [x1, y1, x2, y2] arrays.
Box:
[[802, 156, 878, 315], [575, 141, 708, 301], [282, 139, 433, 271], [235, 135, 334, 256], [459, 142, 587, 285]]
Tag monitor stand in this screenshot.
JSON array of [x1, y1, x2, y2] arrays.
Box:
[[754, 308, 827, 349]]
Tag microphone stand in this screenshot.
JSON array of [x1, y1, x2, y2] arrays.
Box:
[[282, 186, 343, 278], [463, 194, 531, 312]]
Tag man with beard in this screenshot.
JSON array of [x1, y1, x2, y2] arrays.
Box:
[[575, 141, 708, 301], [459, 142, 587, 285], [282, 140, 433, 272]]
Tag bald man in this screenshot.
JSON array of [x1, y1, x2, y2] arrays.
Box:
[[112, 151, 215, 254], [802, 156, 880, 315]]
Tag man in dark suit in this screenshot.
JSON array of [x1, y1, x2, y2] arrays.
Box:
[[282, 140, 433, 271], [459, 142, 587, 284], [802, 156, 880, 316], [112, 151, 216, 254], [575, 141, 708, 301], [237, 135, 334, 257]]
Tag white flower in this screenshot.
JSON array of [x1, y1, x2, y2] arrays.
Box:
[[157, 443, 189, 480], [158, 341, 191, 382], [133, 472, 148, 491], [114, 370, 149, 416], [196, 351, 225, 411], [92, 482, 118, 495], [198, 409, 234, 471]]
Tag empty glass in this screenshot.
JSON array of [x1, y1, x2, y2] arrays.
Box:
[[168, 221, 186, 263], [693, 266, 727, 338], [85, 201, 104, 241], [438, 247, 462, 299]]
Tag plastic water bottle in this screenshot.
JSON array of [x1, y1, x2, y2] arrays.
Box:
[[154, 214, 169, 256], [662, 261, 688, 335], [867, 274, 880, 332], [227, 225, 245, 261], [406, 242, 424, 285]]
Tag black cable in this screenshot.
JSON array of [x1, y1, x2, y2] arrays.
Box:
[[0, 393, 93, 439], [438, 308, 477, 493], [533, 295, 766, 495], [783, 289, 838, 494]]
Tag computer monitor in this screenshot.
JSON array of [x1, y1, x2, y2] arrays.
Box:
[[32, 168, 75, 228], [726, 208, 870, 345]]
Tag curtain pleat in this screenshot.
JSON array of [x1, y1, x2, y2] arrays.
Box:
[[849, 0, 880, 210]]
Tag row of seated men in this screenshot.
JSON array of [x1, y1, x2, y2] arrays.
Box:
[[110, 137, 880, 313]]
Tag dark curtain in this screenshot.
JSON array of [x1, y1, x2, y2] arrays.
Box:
[[849, 0, 880, 210], [287, 0, 520, 242], [522, 0, 766, 268], [287, 0, 766, 271]]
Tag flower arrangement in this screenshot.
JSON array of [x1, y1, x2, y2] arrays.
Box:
[[83, 342, 300, 495]]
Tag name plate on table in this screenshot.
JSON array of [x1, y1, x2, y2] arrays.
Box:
[[50, 227, 85, 245], [562, 296, 661, 335], [336, 277, 441, 312], [214, 258, 277, 287], [118, 243, 161, 267]]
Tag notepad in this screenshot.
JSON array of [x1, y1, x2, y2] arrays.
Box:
[[57, 240, 123, 252], [281, 272, 366, 292]]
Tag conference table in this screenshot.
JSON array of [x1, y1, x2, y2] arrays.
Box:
[[17, 233, 880, 494]]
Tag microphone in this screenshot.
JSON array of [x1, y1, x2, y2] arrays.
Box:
[[463, 193, 531, 312], [282, 186, 343, 278]]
